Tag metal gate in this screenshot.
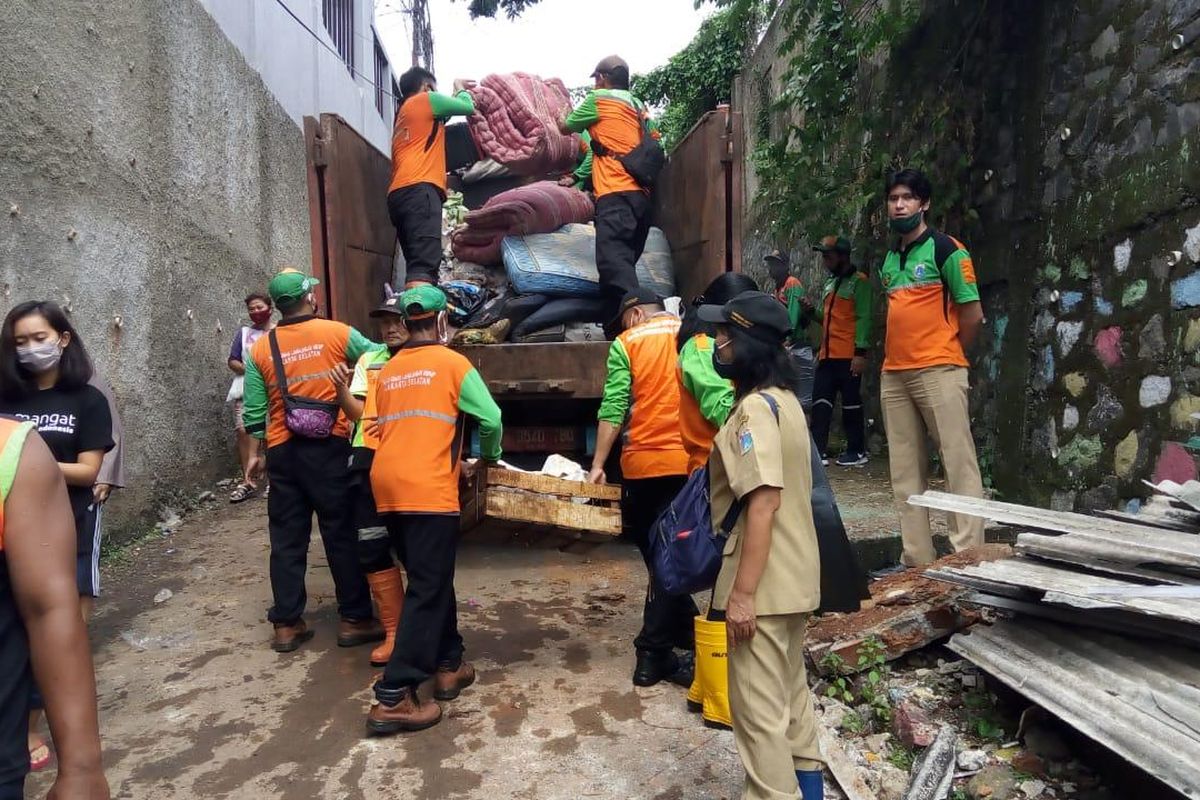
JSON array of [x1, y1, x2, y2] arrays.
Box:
[[304, 113, 396, 332], [653, 106, 745, 303]]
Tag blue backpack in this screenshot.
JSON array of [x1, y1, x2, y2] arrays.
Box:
[[650, 394, 779, 596]]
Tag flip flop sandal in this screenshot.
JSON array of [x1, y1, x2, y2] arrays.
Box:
[[229, 483, 258, 504], [29, 742, 52, 772]]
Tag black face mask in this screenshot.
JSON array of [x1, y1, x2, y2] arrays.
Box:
[[712, 350, 737, 381]]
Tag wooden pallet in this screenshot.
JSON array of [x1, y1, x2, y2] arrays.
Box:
[[460, 467, 622, 552]]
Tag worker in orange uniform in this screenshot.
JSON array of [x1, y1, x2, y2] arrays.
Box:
[[588, 287, 694, 688], [365, 286, 502, 735], [560, 56, 660, 321], [388, 67, 476, 288]]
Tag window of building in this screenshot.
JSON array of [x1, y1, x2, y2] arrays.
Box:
[[374, 35, 389, 117], [322, 0, 355, 72]]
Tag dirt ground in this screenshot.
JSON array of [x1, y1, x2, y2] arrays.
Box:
[[28, 465, 907, 800]]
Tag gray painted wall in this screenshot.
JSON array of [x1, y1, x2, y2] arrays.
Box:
[[1, 1, 313, 535]]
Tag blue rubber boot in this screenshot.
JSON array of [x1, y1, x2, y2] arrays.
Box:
[[797, 770, 824, 800]]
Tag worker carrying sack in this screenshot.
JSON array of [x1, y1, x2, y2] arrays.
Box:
[[267, 330, 340, 439], [590, 103, 665, 189]]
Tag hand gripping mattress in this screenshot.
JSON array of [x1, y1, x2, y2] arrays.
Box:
[[467, 73, 581, 177], [450, 182, 594, 266], [501, 223, 676, 298]]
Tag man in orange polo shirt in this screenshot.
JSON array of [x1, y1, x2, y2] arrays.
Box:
[[388, 67, 476, 288], [243, 269, 384, 653], [561, 56, 660, 320], [365, 286, 502, 735], [588, 287, 694, 688], [879, 169, 985, 566]]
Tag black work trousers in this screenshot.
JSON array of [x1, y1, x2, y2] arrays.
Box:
[[810, 358, 866, 457], [377, 514, 464, 693], [349, 468, 394, 574], [624, 475, 697, 655], [266, 436, 372, 624], [387, 183, 443, 286], [595, 190, 652, 316]]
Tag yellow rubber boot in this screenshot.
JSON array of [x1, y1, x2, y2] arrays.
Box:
[[695, 616, 732, 729], [687, 615, 705, 712]]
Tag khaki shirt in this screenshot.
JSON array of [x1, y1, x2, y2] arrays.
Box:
[[709, 387, 821, 616]]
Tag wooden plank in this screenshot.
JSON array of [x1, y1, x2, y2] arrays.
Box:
[[910, 491, 1177, 540], [485, 491, 622, 535], [485, 469, 621, 502]]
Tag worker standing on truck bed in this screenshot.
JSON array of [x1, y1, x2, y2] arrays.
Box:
[[388, 67, 476, 288], [810, 235, 872, 468], [366, 286, 503, 735], [589, 287, 694, 689], [560, 56, 659, 323], [879, 168, 985, 567], [242, 269, 384, 654]]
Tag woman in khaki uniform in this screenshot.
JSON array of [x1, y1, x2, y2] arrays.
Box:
[[698, 291, 825, 800]]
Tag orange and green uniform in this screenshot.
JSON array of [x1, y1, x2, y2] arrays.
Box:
[[0, 419, 34, 789], [563, 89, 659, 198], [817, 270, 873, 361], [350, 348, 393, 451], [677, 334, 734, 474], [242, 317, 381, 447], [880, 228, 979, 371], [776, 276, 811, 343], [369, 343, 502, 515], [598, 315, 689, 478], [572, 130, 594, 191], [388, 91, 476, 198]]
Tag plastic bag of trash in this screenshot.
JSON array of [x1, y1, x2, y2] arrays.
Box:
[[443, 281, 489, 327], [541, 454, 588, 482]]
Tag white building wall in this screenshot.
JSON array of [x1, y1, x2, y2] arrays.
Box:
[[199, 0, 395, 153]]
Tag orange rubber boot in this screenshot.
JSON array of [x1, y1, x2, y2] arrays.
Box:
[[366, 567, 406, 667]]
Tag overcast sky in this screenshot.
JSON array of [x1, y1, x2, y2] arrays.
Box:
[[375, 0, 711, 88]]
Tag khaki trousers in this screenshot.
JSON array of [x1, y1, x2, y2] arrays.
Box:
[[729, 613, 822, 800], [880, 365, 985, 566]]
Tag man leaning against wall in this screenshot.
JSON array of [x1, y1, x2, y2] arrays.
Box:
[[878, 168, 985, 567]]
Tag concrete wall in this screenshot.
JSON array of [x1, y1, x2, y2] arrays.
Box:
[[735, 0, 1200, 507], [0, 0, 315, 535], [199, 0, 396, 154]]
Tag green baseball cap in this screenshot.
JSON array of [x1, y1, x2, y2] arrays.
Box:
[[399, 285, 447, 319], [268, 269, 320, 306], [813, 235, 852, 255]]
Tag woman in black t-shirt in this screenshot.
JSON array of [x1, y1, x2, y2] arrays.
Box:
[[0, 301, 113, 773]]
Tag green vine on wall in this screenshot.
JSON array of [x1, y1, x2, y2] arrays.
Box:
[[753, 0, 920, 242]]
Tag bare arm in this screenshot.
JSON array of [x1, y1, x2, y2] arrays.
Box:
[[7, 433, 108, 798], [60, 449, 104, 488], [228, 358, 245, 376], [588, 421, 621, 484], [727, 486, 782, 647], [957, 301, 984, 351]]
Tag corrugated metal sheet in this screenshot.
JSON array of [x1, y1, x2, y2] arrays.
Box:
[[1145, 479, 1200, 516], [950, 621, 1200, 797], [1015, 530, 1200, 580]]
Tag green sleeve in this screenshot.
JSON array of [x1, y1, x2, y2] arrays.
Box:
[[854, 277, 873, 353], [428, 90, 475, 118], [573, 131, 593, 187], [457, 368, 503, 461], [597, 339, 632, 425], [346, 327, 383, 362], [784, 286, 808, 337], [242, 356, 268, 440], [943, 248, 981, 304], [680, 340, 734, 427], [564, 92, 600, 133]]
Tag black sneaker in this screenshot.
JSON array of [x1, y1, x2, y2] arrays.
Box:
[[835, 451, 869, 467], [634, 650, 692, 688]]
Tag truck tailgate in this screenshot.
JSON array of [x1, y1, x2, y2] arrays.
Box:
[[457, 342, 610, 399]]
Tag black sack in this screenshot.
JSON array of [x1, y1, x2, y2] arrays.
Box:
[[808, 431, 871, 613], [590, 104, 666, 189]]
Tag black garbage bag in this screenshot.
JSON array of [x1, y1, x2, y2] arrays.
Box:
[[463, 286, 513, 329], [442, 281, 489, 327], [511, 296, 609, 340], [809, 430, 871, 613]]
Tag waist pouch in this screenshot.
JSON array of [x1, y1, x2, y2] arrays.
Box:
[[269, 329, 339, 439]]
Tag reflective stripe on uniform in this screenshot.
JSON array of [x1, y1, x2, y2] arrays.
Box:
[[376, 409, 457, 426]]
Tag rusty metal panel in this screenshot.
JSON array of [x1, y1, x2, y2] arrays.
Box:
[[654, 107, 744, 303], [457, 342, 610, 399], [304, 113, 396, 332]]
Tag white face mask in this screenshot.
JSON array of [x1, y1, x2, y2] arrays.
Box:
[[17, 339, 63, 373]]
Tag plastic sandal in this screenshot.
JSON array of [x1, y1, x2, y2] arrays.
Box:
[[229, 483, 257, 504], [29, 742, 51, 772]]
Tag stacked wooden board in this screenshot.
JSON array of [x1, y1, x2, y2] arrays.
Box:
[[459, 467, 622, 551], [914, 491, 1200, 796]]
